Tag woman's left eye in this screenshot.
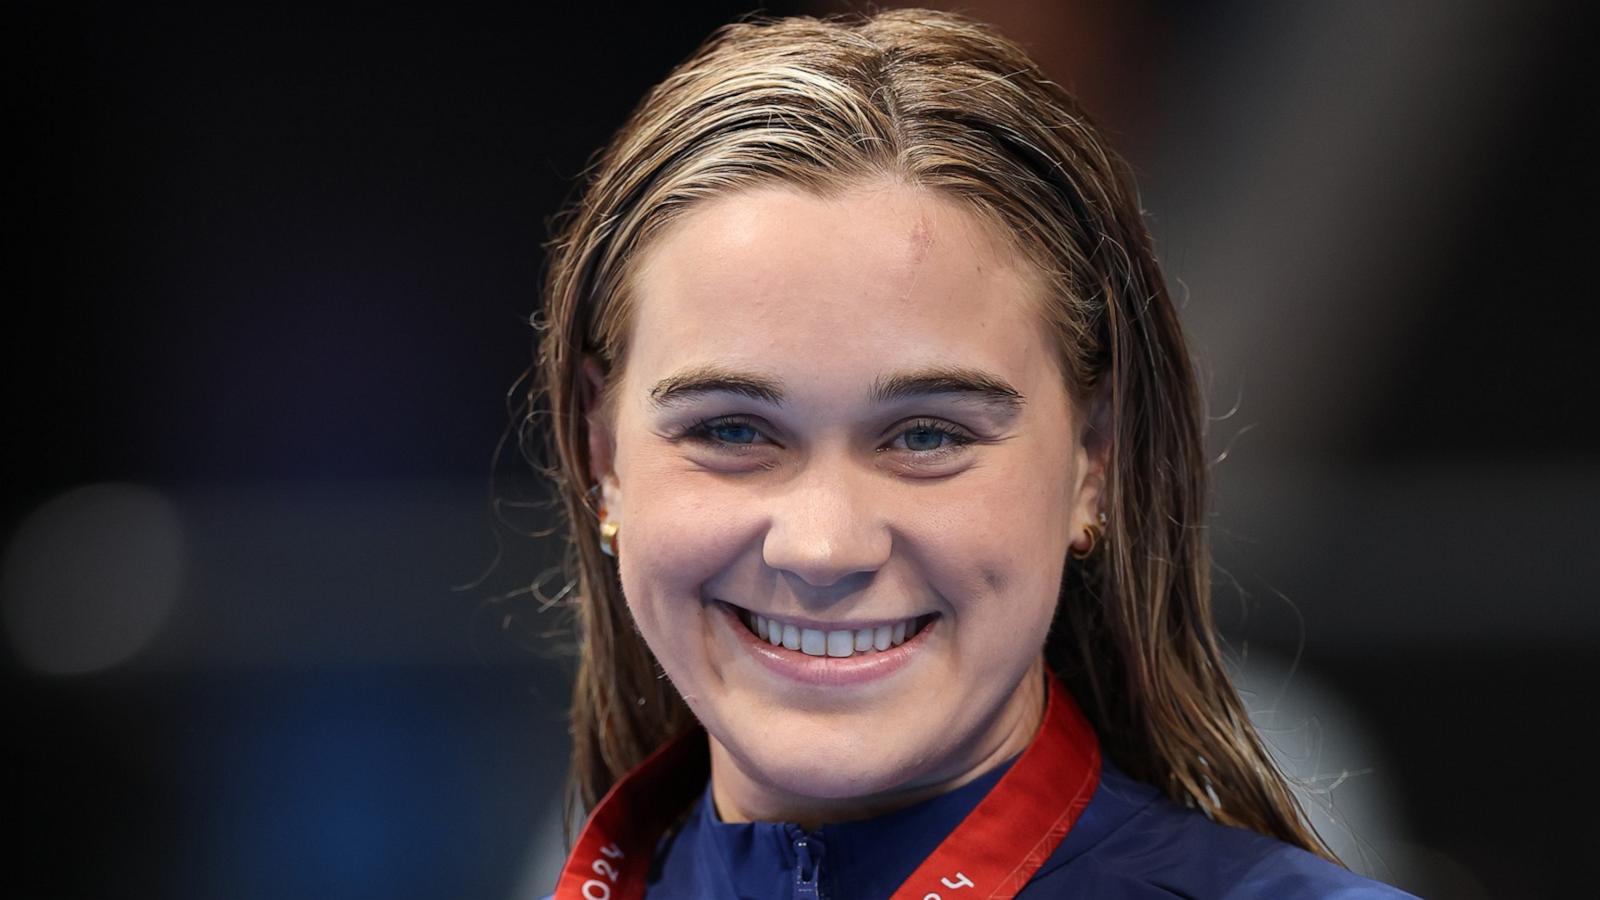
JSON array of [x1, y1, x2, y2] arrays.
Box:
[[888, 419, 974, 455]]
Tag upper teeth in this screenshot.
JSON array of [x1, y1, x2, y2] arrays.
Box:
[[741, 609, 922, 658]]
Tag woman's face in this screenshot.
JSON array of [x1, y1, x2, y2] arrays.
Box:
[[585, 179, 1106, 823]]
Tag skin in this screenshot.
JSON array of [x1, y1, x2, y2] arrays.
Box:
[[584, 177, 1108, 830]]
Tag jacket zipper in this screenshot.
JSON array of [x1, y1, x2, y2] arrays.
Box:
[[788, 824, 826, 900]]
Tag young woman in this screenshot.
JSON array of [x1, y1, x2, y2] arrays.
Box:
[[526, 8, 1415, 899]]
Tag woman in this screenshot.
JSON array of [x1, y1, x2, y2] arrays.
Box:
[[527, 8, 1414, 899]]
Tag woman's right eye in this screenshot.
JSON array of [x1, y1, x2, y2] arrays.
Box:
[[679, 415, 770, 450]]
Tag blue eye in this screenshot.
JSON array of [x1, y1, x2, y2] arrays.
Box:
[[701, 420, 761, 445], [675, 416, 767, 450], [897, 421, 964, 453]]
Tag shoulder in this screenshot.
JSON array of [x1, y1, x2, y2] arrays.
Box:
[[1019, 761, 1417, 899]]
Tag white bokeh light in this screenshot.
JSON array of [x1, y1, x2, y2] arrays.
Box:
[[2, 482, 186, 675]]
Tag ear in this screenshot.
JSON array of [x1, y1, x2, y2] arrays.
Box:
[[581, 354, 622, 516], [1068, 381, 1112, 555]]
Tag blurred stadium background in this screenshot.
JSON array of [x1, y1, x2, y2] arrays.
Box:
[[5, 2, 1592, 897]]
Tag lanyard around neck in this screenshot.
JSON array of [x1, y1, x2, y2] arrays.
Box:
[[553, 667, 1101, 900]]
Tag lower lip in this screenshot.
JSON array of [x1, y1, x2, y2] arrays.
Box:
[[715, 600, 937, 687]]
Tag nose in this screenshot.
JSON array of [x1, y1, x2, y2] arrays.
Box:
[[761, 463, 891, 590]]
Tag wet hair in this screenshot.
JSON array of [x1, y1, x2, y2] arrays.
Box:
[[522, 6, 1336, 861]]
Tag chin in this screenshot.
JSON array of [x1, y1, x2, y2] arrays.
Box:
[[719, 709, 935, 802], [748, 751, 911, 805]]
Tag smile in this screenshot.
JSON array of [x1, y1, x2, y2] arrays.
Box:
[[715, 600, 938, 687], [724, 602, 936, 659]]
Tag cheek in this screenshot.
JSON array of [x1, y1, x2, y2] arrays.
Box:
[[979, 449, 1074, 540], [916, 459, 1072, 630], [613, 462, 754, 647]]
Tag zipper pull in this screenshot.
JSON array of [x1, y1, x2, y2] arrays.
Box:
[[789, 825, 826, 900]]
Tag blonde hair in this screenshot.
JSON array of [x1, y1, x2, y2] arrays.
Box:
[[523, 6, 1336, 861]]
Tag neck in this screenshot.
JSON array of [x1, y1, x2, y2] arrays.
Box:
[[709, 656, 1048, 831]]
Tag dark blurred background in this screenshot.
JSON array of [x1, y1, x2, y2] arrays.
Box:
[[4, 2, 1593, 897]]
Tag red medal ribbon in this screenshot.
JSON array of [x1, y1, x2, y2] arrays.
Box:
[[554, 666, 1100, 900], [552, 722, 710, 900]]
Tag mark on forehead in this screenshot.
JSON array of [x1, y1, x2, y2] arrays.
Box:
[[907, 214, 937, 261]]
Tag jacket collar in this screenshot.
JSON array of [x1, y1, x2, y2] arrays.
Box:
[[649, 751, 1021, 900]]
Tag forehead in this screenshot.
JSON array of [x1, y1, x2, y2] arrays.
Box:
[[624, 182, 1058, 408]]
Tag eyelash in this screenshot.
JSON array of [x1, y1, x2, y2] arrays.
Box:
[[676, 415, 976, 462]]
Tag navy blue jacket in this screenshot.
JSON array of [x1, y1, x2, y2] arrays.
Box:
[[547, 752, 1414, 890], [546, 754, 1416, 899]]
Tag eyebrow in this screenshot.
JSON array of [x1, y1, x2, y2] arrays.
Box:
[[648, 363, 1026, 416]]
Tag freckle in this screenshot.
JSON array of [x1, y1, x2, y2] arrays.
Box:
[[984, 568, 1006, 593]]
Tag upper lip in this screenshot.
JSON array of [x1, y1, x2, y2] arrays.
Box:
[[716, 598, 932, 631]]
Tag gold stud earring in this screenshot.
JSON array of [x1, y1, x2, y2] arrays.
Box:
[[1070, 510, 1108, 560], [599, 515, 619, 558], [589, 483, 619, 558]]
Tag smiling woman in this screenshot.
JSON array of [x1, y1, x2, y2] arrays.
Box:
[[586, 182, 1083, 833], [524, 7, 1413, 900]]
